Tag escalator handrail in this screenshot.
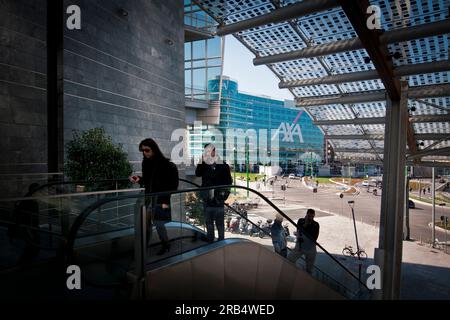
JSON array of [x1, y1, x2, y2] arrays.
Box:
[[28, 178, 133, 197], [5, 178, 193, 249], [179, 179, 357, 297], [181, 180, 271, 237], [65, 183, 370, 291], [182, 179, 368, 292]]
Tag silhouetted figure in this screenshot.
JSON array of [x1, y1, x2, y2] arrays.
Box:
[[288, 209, 320, 273], [271, 214, 287, 258], [130, 138, 179, 255], [196, 143, 232, 242]]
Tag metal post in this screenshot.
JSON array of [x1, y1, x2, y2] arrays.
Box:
[[349, 202, 362, 281], [446, 219, 448, 254], [419, 178, 421, 200], [376, 82, 408, 300], [96, 194, 101, 229], [246, 143, 249, 198], [404, 174, 411, 240], [445, 215, 448, 254], [432, 167, 436, 247], [351, 206, 361, 253], [116, 180, 119, 224], [233, 149, 237, 195], [135, 204, 147, 299]]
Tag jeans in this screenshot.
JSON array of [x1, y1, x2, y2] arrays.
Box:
[[204, 205, 225, 242], [287, 245, 317, 274], [146, 206, 170, 245]]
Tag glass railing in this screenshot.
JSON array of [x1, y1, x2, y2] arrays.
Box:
[[27, 178, 139, 197], [0, 185, 144, 271], [64, 183, 371, 299], [0, 177, 204, 269], [180, 180, 370, 299], [0, 177, 370, 298]]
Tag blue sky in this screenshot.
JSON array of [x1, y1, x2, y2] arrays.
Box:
[[223, 35, 294, 101]]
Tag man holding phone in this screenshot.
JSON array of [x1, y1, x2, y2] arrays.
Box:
[[195, 143, 232, 242], [288, 208, 319, 273]]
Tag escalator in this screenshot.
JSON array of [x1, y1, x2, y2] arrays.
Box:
[[0, 179, 371, 299]]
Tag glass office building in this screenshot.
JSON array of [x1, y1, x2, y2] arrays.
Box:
[[189, 77, 324, 173], [184, 1, 223, 101]]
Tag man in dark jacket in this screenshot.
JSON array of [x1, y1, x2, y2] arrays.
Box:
[[195, 143, 232, 242], [287, 208, 319, 273]]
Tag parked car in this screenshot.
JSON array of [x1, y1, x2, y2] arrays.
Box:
[[408, 200, 415, 209], [288, 174, 295, 179], [362, 180, 369, 187], [439, 178, 446, 183]]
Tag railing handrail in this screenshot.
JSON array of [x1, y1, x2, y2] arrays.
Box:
[[65, 182, 370, 291], [179, 179, 356, 297], [5, 176, 368, 293], [28, 178, 132, 197], [0, 187, 144, 202]]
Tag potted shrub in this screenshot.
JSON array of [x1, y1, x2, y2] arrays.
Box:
[[65, 128, 132, 192]]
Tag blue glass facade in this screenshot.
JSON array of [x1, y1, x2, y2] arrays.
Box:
[[189, 77, 324, 172]]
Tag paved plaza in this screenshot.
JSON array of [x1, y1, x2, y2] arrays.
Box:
[[229, 178, 450, 299]]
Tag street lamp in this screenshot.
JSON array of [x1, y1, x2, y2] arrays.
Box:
[[233, 147, 237, 195], [439, 203, 447, 253], [246, 141, 250, 198], [348, 200, 362, 281]]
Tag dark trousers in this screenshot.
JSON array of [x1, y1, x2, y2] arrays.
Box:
[[204, 205, 225, 242], [148, 220, 169, 243], [146, 206, 170, 245]]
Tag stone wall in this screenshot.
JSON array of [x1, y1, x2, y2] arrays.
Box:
[[63, 0, 185, 173], [0, 0, 185, 197]]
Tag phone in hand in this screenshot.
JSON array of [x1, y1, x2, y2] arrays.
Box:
[[129, 175, 139, 183]]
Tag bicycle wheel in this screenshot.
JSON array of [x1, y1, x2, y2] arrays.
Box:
[[342, 248, 353, 257], [359, 251, 368, 260]]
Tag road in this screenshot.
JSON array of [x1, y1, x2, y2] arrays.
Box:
[[245, 178, 450, 244]]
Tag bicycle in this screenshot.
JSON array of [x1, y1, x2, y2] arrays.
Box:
[[342, 245, 367, 260], [432, 240, 445, 251]]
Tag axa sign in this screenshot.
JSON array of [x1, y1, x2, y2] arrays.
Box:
[[272, 122, 304, 143]]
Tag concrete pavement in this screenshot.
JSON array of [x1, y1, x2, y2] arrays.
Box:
[[230, 177, 450, 299]]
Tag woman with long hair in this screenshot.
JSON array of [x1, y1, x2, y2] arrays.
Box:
[[130, 138, 179, 255]]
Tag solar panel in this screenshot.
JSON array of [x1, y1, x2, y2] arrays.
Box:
[[194, 0, 450, 161]]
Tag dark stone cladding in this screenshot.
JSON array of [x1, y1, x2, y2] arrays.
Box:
[[63, 0, 185, 172], [0, 0, 47, 197], [0, 0, 185, 197]]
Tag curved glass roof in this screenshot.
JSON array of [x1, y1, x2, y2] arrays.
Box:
[[194, 0, 450, 164]]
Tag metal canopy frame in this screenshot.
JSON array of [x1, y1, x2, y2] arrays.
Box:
[[252, 19, 450, 66], [194, 0, 450, 164], [279, 60, 450, 88]]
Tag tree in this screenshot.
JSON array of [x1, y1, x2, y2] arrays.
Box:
[[65, 128, 132, 191]]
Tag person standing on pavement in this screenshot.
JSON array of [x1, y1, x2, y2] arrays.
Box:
[[271, 213, 288, 258], [195, 143, 232, 242], [288, 208, 320, 273]]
